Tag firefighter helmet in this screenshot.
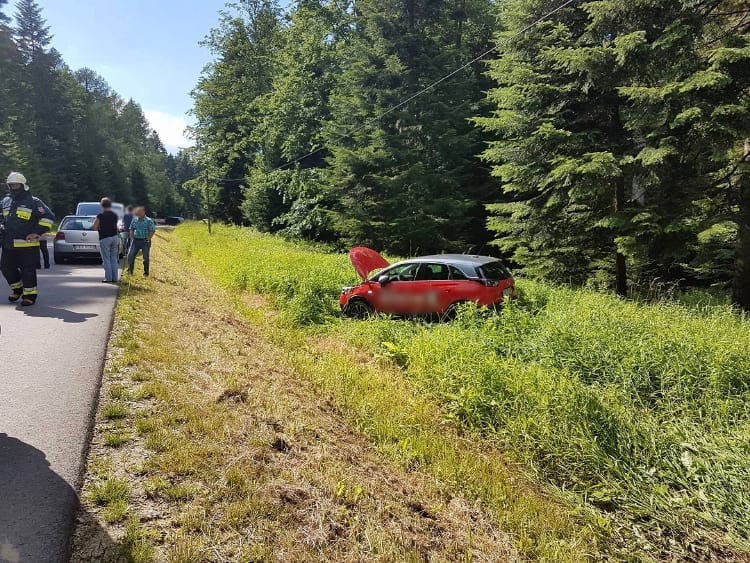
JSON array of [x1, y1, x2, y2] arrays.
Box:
[[6, 172, 29, 191]]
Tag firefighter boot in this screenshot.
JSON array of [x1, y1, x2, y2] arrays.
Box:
[[21, 289, 37, 306], [8, 282, 22, 303]]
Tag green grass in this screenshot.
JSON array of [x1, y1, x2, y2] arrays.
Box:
[[173, 223, 750, 559], [103, 430, 131, 448], [89, 477, 130, 506], [102, 401, 129, 420], [122, 517, 157, 563], [102, 499, 130, 524]]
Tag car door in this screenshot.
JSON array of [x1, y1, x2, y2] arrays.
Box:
[[373, 262, 424, 315], [417, 263, 456, 313]]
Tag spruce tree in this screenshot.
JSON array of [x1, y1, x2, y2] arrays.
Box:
[[477, 0, 750, 295], [13, 0, 50, 63], [323, 0, 495, 254], [0, 0, 23, 173], [243, 0, 346, 238], [192, 0, 282, 224]]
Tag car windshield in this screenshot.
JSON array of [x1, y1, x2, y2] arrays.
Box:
[[480, 260, 511, 280], [76, 203, 101, 215], [61, 217, 96, 231]]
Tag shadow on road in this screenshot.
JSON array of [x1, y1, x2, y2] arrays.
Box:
[[0, 434, 118, 563], [20, 305, 99, 324]]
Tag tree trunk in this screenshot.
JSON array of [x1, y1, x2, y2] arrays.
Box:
[[733, 151, 749, 312], [615, 175, 628, 297]]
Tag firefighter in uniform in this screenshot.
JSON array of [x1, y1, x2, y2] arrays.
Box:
[[0, 172, 55, 306]]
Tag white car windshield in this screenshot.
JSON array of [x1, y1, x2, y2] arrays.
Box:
[[76, 203, 101, 215]]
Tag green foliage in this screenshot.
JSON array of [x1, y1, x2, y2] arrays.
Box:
[[0, 1, 183, 217], [178, 223, 750, 558], [191, 0, 496, 253], [191, 0, 283, 224], [477, 0, 750, 298], [177, 223, 354, 325], [190, 0, 750, 307]]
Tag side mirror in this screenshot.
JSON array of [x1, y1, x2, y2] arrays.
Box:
[[378, 274, 391, 285]]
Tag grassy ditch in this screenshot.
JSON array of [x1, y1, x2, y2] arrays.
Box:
[[73, 229, 585, 561], [174, 222, 750, 559]]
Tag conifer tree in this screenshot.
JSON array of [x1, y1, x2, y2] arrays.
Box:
[[477, 0, 750, 296], [323, 0, 495, 254]]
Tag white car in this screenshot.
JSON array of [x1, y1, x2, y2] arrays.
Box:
[[75, 201, 128, 246], [53, 215, 122, 263]]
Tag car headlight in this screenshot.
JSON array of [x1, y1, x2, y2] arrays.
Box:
[[503, 287, 514, 298], [341, 286, 354, 295]]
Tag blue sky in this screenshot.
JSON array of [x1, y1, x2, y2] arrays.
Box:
[[31, 0, 229, 152]]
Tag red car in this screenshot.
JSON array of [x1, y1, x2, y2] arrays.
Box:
[[340, 247, 515, 318]]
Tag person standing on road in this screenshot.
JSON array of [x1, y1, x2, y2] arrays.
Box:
[[122, 205, 134, 253], [34, 195, 53, 269], [0, 172, 55, 306], [91, 197, 120, 283], [37, 232, 50, 269], [127, 206, 155, 277]]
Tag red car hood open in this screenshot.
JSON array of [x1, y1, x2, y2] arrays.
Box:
[[349, 246, 390, 280]]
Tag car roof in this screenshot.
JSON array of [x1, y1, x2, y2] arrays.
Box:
[[397, 254, 502, 267], [62, 215, 96, 220]]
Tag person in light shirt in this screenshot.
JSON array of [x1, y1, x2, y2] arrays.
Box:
[[127, 206, 156, 277]]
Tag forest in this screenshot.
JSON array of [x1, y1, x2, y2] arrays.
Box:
[[191, 0, 750, 309], [0, 0, 196, 219], [1, 0, 748, 308]]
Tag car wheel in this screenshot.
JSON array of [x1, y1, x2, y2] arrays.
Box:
[[344, 298, 374, 319], [54, 253, 65, 264]]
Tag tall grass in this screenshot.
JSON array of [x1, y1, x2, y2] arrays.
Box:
[[175, 223, 750, 557]]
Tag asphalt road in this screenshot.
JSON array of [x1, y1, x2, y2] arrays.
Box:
[[0, 249, 118, 563]]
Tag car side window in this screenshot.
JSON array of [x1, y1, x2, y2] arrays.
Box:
[[388, 263, 420, 281], [449, 266, 468, 280], [416, 263, 450, 281]]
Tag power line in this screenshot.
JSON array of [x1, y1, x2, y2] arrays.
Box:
[[207, 0, 578, 182]]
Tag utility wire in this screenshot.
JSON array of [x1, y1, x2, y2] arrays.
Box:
[[208, 0, 578, 181]]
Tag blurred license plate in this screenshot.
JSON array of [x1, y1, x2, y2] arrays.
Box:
[[73, 244, 96, 250]]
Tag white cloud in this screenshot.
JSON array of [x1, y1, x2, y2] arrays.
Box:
[[144, 110, 194, 153]]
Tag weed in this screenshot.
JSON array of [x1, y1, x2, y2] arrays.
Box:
[[167, 535, 206, 563], [102, 401, 128, 420], [122, 517, 156, 563], [135, 416, 159, 435], [102, 499, 129, 523], [108, 383, 129, 400], [103, 430, 130, 448], [89, 477, 129, 506], [134, 381, 167, 400]]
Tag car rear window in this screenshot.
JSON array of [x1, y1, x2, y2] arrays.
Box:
[[61, 217, 96, 230], [479, 260, 511, 280], [76, 203, 101, 215]]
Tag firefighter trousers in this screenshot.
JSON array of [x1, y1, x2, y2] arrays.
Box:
[[1, 246, 39, 302]]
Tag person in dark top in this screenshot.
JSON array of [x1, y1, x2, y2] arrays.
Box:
[[1, 171, 55, 305], [122, 205, 134, 253], [91, 197, 120, 283], [37, 232, 50, 269]]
